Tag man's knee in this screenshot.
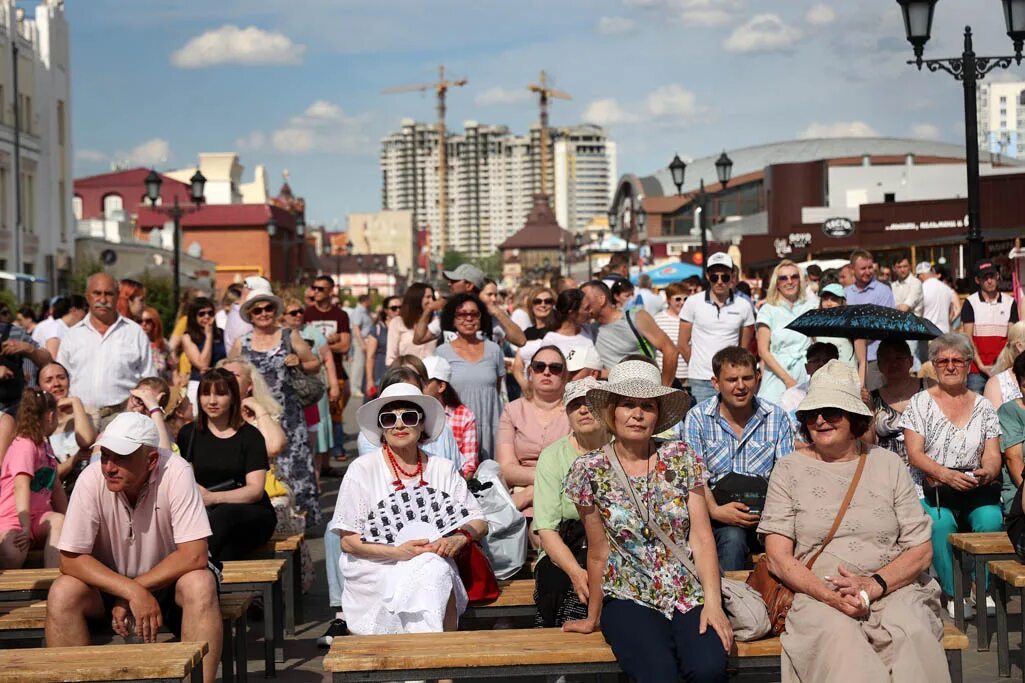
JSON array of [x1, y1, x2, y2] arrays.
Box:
[[47, 574, 98, 614], [175, 569, 218, 611]]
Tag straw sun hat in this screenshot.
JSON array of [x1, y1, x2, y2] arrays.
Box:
[[585, 360, 690, 434], [796, 359, 872, 418]]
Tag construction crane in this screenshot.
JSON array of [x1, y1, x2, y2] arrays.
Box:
[[528, 70, 571, 197], [383, 65, 467, 260]]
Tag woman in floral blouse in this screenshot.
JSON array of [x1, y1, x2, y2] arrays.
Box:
[[562, 356, 730, 683]]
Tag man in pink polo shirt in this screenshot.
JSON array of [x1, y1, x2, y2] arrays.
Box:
[[45, 412, 221, 683]]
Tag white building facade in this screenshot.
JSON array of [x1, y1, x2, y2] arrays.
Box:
[[977, 80, 1025, 159], [0, 0, 72, 302], [380, 119, 615, 257]]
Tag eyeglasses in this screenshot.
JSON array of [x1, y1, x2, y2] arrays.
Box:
[[708, 272, 732, 284], [388, 305, 401, 311], [249, 304, 276, 316], [378, 409, 423, 429], [141, 318, 157, 325], [285, 309, 303, 317], [196, 309, 215, 318], [799, 407, 846, 423], [532, 297, 555, 306], [455, 310, 481, 320], [671, 296, 685, 303], [311, 285, 329, 292], [934, 357, 967, 369], [777, 274, 800, 282], [530, 361, 565, 375]]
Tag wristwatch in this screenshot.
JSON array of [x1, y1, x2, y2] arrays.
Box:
[[870, 573, 888, 596]]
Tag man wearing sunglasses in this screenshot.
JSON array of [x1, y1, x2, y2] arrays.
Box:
[[961, 259, 1019, 393], [843, 249, 895, 391], [677, 253, 755, 405]]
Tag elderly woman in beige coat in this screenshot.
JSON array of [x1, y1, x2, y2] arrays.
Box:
[[757, 360, 946, 683]]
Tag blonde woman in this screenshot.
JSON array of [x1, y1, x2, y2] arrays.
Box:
[[756, 260, 816, 404], [523, 286, 557, 341], [983, 321, 1025, 408]]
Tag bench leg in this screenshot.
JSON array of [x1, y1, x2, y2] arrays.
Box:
[[238, 611, 249, 683], [292, 546, 303, 625], [976, 554, 991, 651], [272, 578, 285, 664], [222, 616, 235, 683], [996, 576, 1010, 677], [952, 547, 966, 632], [1020, 587, 1025, 683], [262, 584, 276, 678], [947, 649, 963, 683], [279, 551, 295, 638]]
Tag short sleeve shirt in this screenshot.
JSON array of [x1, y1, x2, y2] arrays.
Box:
[[0, 437, 58, 530], [564, 441, 707, 619], [303, 305, 351, 379], [998, 400, 1025, 453], [532, 436, 582, 534], [679, 291, 754, 381], [59, 451, 211, 578]]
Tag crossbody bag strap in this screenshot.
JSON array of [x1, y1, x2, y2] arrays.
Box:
[[804, 451, 867, 570], [604, 444, 700, 577], [622, 310, 654, 359]]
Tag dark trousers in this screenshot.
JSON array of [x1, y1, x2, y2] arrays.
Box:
[[207, 502, 277, 562], [600, 599, 728, 683], [712, 522, 762, 572]]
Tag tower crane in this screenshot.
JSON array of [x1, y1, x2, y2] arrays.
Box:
[[383, 65, 467, 259], [528, 70, 571, 197]]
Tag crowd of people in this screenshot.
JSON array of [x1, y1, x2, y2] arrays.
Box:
[[0, 245, 1021, 681]]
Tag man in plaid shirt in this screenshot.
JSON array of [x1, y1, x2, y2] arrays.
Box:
[[673, 346, 794, 570]]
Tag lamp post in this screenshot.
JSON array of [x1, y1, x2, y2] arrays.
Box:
[[294, 213, 306, 285], [144, 169, 206, 309], [896, 0, 1025, 276], [666, 150, 733, 269], [356, 254, 366, 295]]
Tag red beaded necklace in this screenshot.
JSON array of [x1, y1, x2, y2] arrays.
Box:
[[383, 442, 426, 490]]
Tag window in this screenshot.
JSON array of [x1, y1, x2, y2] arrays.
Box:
[[884, 192, 896, 203], [56, 100, 65, 146], [102, 193, 123, 218], [72, 194, 82, 221], [1001, 96, 1008, 103]]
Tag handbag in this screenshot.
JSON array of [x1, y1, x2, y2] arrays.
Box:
[[282, 330, 325, 407], [455, 539, 500, 603], [746, 451, 867, 636], [605, 444, 771, 641], [712, 472, 768, 514]]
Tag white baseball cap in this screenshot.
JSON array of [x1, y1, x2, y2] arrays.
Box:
[[96, 412, 160, 456], [565, 345, 602, 373], [423, 356, 452, 383], [915, 261, 933, 275], [706, 252, 734, 270], [243, 276, 272, 293]]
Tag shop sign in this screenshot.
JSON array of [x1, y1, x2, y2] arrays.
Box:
[[883, 215, 969, 232], [775, 232, 812, 257], [822, 217, 855, 238]]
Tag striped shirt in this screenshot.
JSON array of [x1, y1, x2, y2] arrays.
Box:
[[653, 311, 687, 380], [675, 396, 794, 485]]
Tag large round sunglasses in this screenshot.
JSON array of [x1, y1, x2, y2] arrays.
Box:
[[378, 409, 423, 430]]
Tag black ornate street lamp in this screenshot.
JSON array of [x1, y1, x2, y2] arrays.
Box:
[[667, 151, 732, 270], [144, 169, 206, 308], [897, 0, 1024, 276]]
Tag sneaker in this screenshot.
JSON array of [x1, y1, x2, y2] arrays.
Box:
[[947, 599, 974, 621], [984, 595, 997, 617], [317, 619, 349, 648]]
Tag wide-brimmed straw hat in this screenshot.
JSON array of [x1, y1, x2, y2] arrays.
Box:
[[240, 282, 283, 323], [356, 383, 447, 447], [796, 359, 872, 418], [564, 377, 601, 408], [585, 360, 689, 434]]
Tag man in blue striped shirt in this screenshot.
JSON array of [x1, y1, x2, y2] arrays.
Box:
[[674, 346, 794, 570]]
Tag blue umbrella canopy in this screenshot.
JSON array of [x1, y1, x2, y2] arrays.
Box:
[[632, 262, 703, 287], [786, 304, 943, 341]]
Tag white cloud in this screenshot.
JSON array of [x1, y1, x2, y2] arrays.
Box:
[[910, 123, 941, 140], [621, 0, 740, 25], [646, 84, 701, 118], [76, 149, 108, 164], [171, 25, 306, 68], [475, 87, 532, 106], [582, 98, 640, 126], [798, 121, 879, 139], [679, 9, 733, 26], [583, 83, 706, 127], [597, 16, 636, 34], [724, 14, 803, 53], [240, 100, 374, 155], [125, 138, 171, 166], [805, 4, 836, 25]]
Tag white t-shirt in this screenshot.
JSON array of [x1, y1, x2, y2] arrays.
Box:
[[32, 317, 67, 346], [678, 292, 755, 381], [921, 277, 955, 333], [517, 330, 595, 363], [510, 309, 531, 332]]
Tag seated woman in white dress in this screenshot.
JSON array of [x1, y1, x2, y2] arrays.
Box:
[[328, 383, 488, 635]]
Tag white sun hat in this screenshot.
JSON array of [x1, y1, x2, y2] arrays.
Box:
[[564, 377, 602, 407], [796, 359, 872, 418], [356, 383, 447, 447], [240, 290, 283, 323], [585, 359, 689, 434]]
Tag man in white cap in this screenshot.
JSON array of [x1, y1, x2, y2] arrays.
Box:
[[45, 412, 221, 683], [565, 345, 602, 380], [223, 275, 272, 352], [677, 252, 754, 404]]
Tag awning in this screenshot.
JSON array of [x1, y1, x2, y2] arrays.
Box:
[[0, 271, 49, 283], [631, 261, 703, 286]]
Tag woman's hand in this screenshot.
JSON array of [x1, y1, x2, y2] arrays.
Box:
[[392, 539, 431, 561], [203, 319, 214, 337], [10, 528, 31, 552], [240, 396, 265, 423], [973, 467, 997, 487], [197, 485, 217, 507], [562, 618, 597, 634], [936, 467, 978, 491], [429, 533, 469, 559], [700, 604, 734, 652], [570, 566, 590, 603], [57, 396, 78, 414], [825, 565, 883, 602], [826, 589, 871, 619], [130, 386, 164, 412], [283, 353, 300, 368]]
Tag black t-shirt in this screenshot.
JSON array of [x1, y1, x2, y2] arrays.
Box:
[[178, 422, 271, 505], [523, 325, 549, 341]]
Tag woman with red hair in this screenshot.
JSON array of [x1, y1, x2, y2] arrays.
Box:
[[116, 278, 146, 323], [140, 306, 175, 385]]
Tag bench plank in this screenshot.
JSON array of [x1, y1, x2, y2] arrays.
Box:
[[0, 569, 59, 594], [988, 559, 1025, 587], [948, 532, 1013, 555], [221, 559, 284, 584], [0, 641, 208, 682], [0, 601, 47, 631]]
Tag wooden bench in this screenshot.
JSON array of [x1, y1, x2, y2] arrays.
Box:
[[252, 531, 304, 637], [323, 624, 969, 682], [989, 559, 1025, 680], [949, 531, 1017, 651], [0, 641, 209, 682], [0, 592, 256, 683]]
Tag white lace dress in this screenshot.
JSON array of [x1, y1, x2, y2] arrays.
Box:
[[328, 450, 484, 635]]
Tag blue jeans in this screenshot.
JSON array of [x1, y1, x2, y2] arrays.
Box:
[[689, 379, 716, 405], [326, 529, 343, 608], [601, 600, 727, 683], [712, 522, 762, 572]]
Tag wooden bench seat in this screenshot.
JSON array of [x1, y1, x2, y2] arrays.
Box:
[[949, 531, 1017, 650], [251, 531, 305, 636], [988, 559, 1025, 678], [324, 625, 969, 682], [0, 641, 208, 682]]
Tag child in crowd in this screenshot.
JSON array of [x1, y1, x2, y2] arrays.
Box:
[[0, 389, 66, 568]]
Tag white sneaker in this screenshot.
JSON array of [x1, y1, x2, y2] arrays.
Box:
[[947, 599, 974, 620], [985, 595, 997, 617]]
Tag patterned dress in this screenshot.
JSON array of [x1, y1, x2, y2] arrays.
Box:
[[240, 330, 322, 528], [563, 441, 706, 619]]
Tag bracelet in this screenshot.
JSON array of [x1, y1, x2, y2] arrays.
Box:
[[870, 573, 888, 596], [147, 406, 163, 416]]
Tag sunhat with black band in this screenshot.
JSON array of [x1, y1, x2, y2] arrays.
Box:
[[356, 383, 447, 447], [795, 359, 872, 418], [585, 359, 689, 434], [240, 288, 283, 323]]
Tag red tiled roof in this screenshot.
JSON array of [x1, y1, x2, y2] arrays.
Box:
[[74, 167, 189, 190], [499, 194, 573, 249], [136, 203, 296, 230]]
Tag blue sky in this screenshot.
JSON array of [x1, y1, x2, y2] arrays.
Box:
[[68, 0, 1017, 228]]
